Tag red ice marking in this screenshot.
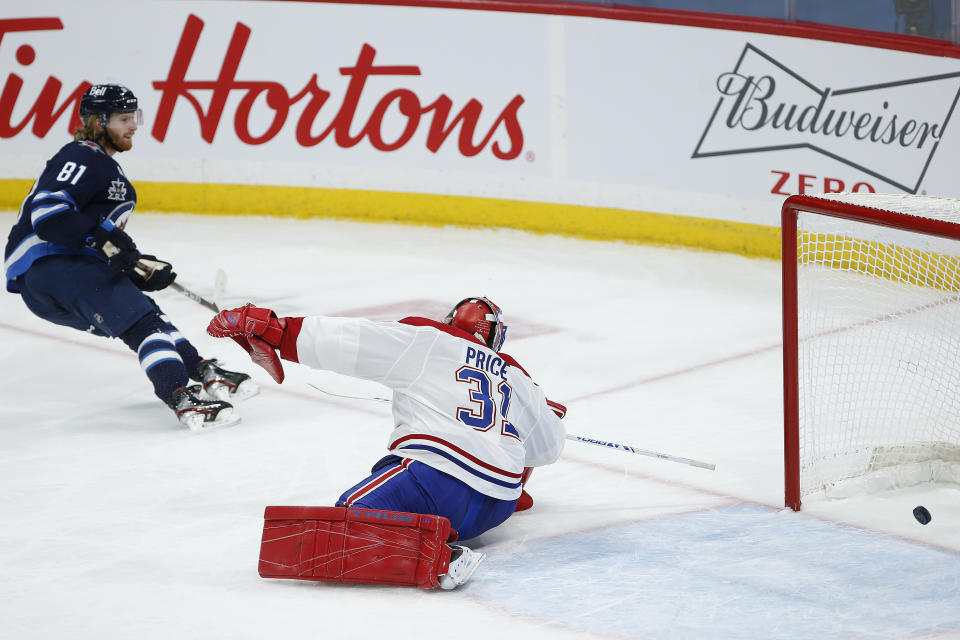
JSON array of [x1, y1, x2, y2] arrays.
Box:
[[0, 321, 129, 356], [332, 298, 449, 320], [0, 317, 390, 415], [567, 342, 782, 403]]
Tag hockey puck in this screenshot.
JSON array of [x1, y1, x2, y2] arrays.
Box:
[[913, 505, 932, 525]]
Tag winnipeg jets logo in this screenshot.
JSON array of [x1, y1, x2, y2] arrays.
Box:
[[107, 179, 127, 201]]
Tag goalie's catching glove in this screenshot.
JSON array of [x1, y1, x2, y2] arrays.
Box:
[[207, 304, 286, 383], [130, 255, 177, 291], [207, 304, 286, 346]]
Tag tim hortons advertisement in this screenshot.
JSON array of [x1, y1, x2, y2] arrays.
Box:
[[3, 2, 960, 227], [0, 4, 551, 190]]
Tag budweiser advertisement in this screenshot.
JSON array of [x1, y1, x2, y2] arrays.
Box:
[[3, 2, 960, 226]]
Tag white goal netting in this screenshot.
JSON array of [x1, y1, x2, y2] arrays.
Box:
[[793, 193, 960, 500]]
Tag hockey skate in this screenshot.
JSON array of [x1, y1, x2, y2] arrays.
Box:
[[438, 544, 485, 590], [168, 384, 240, 431], [194, 359, 259, 402]]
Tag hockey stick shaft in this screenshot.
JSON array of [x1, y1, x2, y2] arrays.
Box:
[[104, 240, 222, 312], [169, 281, 219, 312], [566, 434, 716, 470]]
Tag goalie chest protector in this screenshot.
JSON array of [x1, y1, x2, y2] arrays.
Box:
[[258, 506, 457, 589]]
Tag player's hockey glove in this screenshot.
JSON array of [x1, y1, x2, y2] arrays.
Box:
[[93, 223, 140, 274], [130, 255, 177, 291], [207, 304, 286, 383]]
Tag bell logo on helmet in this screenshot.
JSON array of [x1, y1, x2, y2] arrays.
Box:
[[79, 84, 142, 128]]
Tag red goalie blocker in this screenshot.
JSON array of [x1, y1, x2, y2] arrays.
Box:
[[258, 506, 458, 589]]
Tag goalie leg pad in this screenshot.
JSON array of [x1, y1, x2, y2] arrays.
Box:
[[259, 506, 456, 589]]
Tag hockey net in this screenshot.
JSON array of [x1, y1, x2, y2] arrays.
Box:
[[782, 193, 960, 510]]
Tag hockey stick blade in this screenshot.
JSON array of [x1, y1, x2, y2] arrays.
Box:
[[213, 268, 228, 311], [566, 434, 716, 470]]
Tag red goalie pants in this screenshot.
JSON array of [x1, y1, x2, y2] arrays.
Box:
[[258, 506, 457, 589]]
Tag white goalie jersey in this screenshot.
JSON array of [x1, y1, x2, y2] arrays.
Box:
[[291, 315, 566, 500]]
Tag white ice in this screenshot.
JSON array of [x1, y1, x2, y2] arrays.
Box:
[[2, 212, 959, 640]]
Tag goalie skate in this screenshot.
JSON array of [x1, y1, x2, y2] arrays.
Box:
[[438, 544, 485, 590], [195, 359, 259, 402], [169, 384, 240, 431]]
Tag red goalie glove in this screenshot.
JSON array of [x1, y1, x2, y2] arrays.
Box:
[[207, 303, 286, 346], [207, 305, 286, 383], [230, 334, 286, 384]]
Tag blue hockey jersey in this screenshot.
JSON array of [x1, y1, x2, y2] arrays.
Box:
[[4, 140, 137, 293]]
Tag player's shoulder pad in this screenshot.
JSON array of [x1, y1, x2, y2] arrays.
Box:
[[54, 140, 109, 170], [72, 140, 108, 156], [498, 352, 531, 378], [397, 317, 535, 378], [398, 316, 487, 347]]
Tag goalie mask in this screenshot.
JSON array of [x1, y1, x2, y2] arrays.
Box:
[[79, 84, 142, 128], [443, 297, 507, 351]]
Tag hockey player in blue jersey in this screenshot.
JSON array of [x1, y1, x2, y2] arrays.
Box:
[[3, 84, 256, 430]]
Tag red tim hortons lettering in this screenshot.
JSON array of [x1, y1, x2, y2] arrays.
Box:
[[0, 18, 89, 138], [152, 14, 524, 158]]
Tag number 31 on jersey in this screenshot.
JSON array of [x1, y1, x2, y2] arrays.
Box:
[[455, 366, 520, 439]]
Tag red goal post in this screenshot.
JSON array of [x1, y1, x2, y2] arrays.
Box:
[[782, 193, 960, 510]]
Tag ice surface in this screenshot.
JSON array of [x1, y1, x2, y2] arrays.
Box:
[[471, 504, 960, 639], [1, 212, 958, 639]]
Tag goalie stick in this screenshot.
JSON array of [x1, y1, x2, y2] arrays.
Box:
[[307, 384, 716, 471], [566, 434, 715, 470]]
